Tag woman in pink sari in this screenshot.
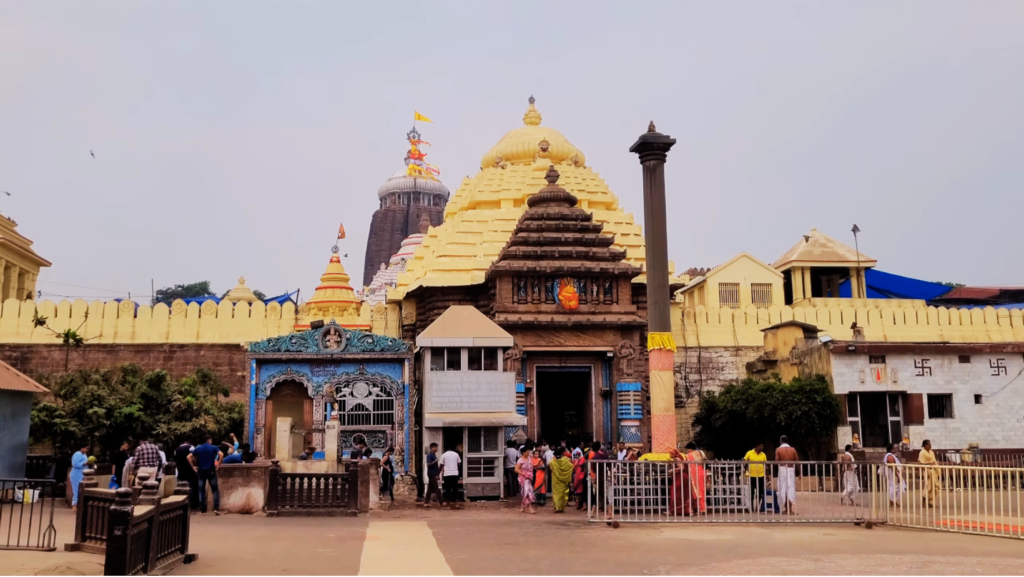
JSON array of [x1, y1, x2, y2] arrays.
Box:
[[515, 448, 536, 514], [684, 442, 707, 514]]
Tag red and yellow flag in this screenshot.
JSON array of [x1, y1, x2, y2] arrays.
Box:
[[337, 223, 346, 240], [414, 111, 432, 123]]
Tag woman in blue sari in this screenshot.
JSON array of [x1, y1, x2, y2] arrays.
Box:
[[70, 444, 90, 511]]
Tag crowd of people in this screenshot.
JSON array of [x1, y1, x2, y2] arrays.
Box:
[[69, 433, 255, 516]]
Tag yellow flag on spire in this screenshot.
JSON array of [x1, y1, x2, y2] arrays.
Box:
[[414, 111, 432, 123]]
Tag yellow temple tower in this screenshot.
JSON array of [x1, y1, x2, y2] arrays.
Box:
[[391, 96, 657, 299], [295, 247, 370, 331]]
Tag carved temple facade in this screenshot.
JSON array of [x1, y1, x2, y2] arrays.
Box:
[[245, 322, 414, 472]]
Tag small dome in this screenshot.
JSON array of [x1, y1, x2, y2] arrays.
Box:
[[377, 172, 450, 199], [223, 277, 258, 304], [480, 97, 586, 169]]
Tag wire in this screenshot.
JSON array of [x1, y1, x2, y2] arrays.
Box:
[[985, 366, 1024, 399], [37, 280, 151, 294]]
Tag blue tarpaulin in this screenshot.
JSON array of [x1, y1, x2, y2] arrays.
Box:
[[839, 269, 952, 301], [180, 291, 297, 306]]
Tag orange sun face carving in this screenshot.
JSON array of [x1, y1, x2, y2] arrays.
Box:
[[558, 278, 579, 310]]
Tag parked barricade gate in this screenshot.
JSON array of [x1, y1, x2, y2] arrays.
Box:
[[886, 463, 1023, 539], [587, 460, 887, 525]]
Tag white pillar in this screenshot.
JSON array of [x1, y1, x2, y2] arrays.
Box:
[[275, 417, 293, 461], [792, 268, 804, 301], [802, 267, 813, 301], [324, 420, 339, 463]]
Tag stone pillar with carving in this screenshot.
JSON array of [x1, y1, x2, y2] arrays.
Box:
[[6, 263, 19, 301], [630, 122, 677, 454]]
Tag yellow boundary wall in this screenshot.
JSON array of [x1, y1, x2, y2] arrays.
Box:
[[672, 302, 1024, 347], [0, 298, 299, 344], [1, 297, 1019, 347]]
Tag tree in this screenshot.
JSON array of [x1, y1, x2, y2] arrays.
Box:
[[691, 374, 842, 459], [153, 281, 215, 306], [30, 364, 244, 459]]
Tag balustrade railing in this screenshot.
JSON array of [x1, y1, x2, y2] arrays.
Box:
[[104, 479, 196, 575], [265, 460, 358, 517]]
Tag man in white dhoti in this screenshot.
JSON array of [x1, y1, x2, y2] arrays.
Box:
[[883, 443, 906, 506], [839, 444, 860, 505], [775, 435, 799, 515]]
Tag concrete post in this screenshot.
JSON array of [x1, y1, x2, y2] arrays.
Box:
[[802, 267, 813, 301], [275, 417, 293, 461], [325, 420, 339, 463], [630, 122, 677, 454], [792, 268, 805, 301]]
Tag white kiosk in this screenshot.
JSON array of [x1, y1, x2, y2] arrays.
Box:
[[417, 306, 526, 499]]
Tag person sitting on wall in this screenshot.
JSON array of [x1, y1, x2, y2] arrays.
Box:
[[350, 440, 367, 460], [298, 446, 316, 461], [223, 443, 249, 464]]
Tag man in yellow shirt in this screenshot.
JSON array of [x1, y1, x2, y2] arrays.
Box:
[[918, 439, 939, 508], [743, 443, 767, 512]]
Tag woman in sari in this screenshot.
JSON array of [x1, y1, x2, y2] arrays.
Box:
[[883, 443, 906, 506], [69, 444, 89, 512], [549, 447, 574, 513], [379, 446, 395, 502], [667, 449, 695, 516], [573, 450, 588, 510], [684, 442, 707, 514], [531, 449, 547, 506], [515, 448, 536, 513]]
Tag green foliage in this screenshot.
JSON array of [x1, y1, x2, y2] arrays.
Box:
[[691, 374, 841, 459], [153, 281, 216, 306], [935, 282, 965, 289], [30, 364, 243, 459]]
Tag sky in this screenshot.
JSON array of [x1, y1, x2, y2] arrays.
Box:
[[1, 1, 1022, 303]]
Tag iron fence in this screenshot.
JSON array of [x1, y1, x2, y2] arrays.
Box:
[[886, 463, 1023, 539], [587, 460, 888, 524], [0, 478, 57, 551]]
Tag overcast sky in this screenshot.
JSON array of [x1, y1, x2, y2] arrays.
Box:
[[1, 1, 1022, 303]]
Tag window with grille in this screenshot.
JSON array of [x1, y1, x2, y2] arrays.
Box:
[[718, 283, 740, 309], [927, 394, 954, 419], [869, 355, 886, 365], [337, 395, 395, 427], [467, 427, 501, 454], [467, 457, 499, 478], [959, 355, 971, 364], [750, 283, 773, 309]]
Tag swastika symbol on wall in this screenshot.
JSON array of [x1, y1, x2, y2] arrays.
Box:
[[990, 358, 1007, 376], [914, 359, 932, 377]]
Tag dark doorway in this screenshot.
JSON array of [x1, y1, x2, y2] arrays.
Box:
[[442, 427, 463, 454], [852, 392, 902, 449], [536, 368, 592, 446]]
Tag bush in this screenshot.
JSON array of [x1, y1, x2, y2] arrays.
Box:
[[691, 374, 841, 459], [31, 364, 244, 459]]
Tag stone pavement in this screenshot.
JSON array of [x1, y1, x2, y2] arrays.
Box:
[[4, 502, 1024, 575]]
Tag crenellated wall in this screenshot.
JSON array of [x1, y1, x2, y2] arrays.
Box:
[[0, 298, 301, 344], [672, 301, 1024, 347]]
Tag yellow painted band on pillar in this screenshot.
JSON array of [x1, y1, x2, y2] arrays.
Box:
[[647, 332, 676, 352], [650, 370, 675, 413]]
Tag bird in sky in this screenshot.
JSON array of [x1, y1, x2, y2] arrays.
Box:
[[1, 191, 10, 196], [90, 150, 95, 158], [343, 254, 348, 258]]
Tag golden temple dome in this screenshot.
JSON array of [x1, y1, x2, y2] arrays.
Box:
[[479, 96, 587, 170], [296, 249, 369, 331], [391, 97, 649, 299], [222, 276, 258, 304]]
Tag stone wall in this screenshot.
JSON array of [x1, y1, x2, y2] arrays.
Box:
[[673, 346, 763, 445], [0, 343, 248, 396]]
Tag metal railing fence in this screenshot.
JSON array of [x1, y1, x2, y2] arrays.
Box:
[[587, 460, 887, 524], [0, 478, 57, 551], [886, 463, 1022, 539]]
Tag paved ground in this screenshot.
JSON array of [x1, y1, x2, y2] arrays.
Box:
[[4, 501, 1024, 575]]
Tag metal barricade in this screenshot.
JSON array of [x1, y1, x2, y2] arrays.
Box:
[[588, 460, 887, 525], [886, 463, 1023, 539], [0, 478, 57, 551]]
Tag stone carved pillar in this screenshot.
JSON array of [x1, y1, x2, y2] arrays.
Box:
[[630, 122, 677, 454], [792, 268, 804, 301], [802, 267, 813, 301], [4, 263, 16, 301]]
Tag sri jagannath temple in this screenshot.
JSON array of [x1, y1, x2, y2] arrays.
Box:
[[3, 97, 1024, 487]]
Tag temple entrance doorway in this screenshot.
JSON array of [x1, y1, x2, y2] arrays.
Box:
[[265, 381, 311, 459], [536, 367, 593, 446]]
